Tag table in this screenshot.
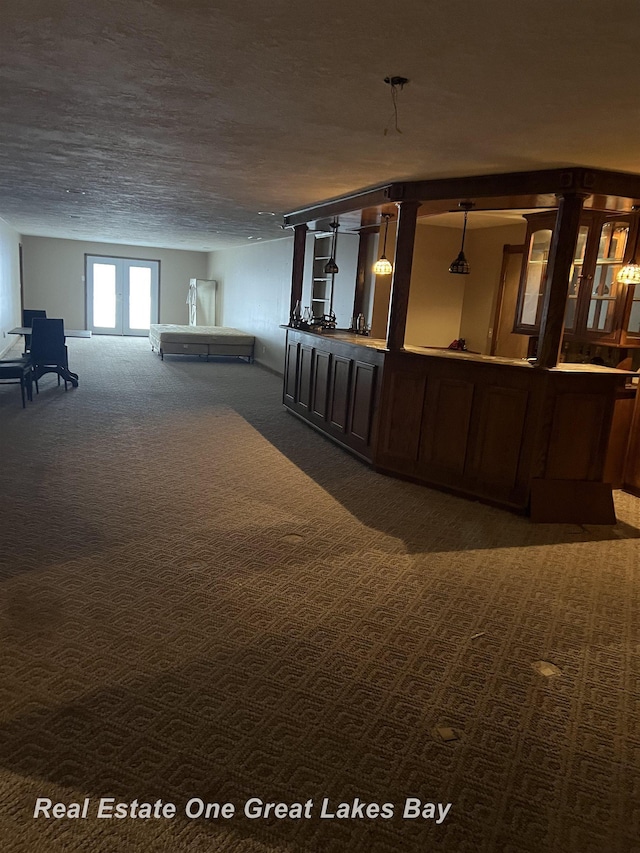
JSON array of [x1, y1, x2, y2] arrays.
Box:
[[9, 327, 92, 338], [8, 327, 90, 387]]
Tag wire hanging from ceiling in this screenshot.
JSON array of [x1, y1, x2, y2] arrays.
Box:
[[383, 76, 409, 136]]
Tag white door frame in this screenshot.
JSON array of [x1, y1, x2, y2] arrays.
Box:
[[86, 255, 160, 335]]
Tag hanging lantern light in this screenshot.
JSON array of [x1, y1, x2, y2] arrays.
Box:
[[617, 205, 640, 285], [449, 201, 474, 275], [373, 213, 393, 275], [324, 221, 340, 275]]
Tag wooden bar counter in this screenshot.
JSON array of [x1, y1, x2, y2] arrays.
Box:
[[282, 167, 640, 523], [284, 327, 629, 522]]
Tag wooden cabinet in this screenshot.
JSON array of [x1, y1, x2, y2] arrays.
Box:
[[514, 210, 640, 347], [283, 329, 383, 460], [374, 348, 623, 520]]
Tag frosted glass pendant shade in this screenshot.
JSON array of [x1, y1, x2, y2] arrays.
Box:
[[373, 256, 393, 275], [373, 213, 394, 275], [617, 261, 640, 285]]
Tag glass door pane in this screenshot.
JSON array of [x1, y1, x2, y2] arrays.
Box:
[[87, 258, 122, 334], [519, 228, 552, 327], [122, 259, 159, 335], [93, 264, 117, 327], [87, 256, 159, 336], [626, 285, 640, 337], [128, 267, 152, 330], [586, 221, 628, 334], [565, 226, 590, 331]]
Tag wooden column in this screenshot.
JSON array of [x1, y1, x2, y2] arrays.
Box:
[[289, 223, 308, 320], [386, 200, 420, 350], [536, 193, 586, 369]]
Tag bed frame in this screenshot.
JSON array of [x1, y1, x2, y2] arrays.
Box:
[[149, 325, 255, 363]]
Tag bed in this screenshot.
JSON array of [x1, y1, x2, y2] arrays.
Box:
[[149, 325, 255, 362]]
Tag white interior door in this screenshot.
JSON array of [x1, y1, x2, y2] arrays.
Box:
[[87, 256, 159, 335]]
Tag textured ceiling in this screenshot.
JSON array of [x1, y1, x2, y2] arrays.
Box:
[[2, 0, 640, 250]]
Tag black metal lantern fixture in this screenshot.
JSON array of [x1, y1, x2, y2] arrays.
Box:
[[449, 201, 474, 275], [324, 221, 340, 275]]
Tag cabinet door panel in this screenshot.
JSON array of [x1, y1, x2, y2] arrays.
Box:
[[564, 225, 590, 333], [468, 386, 529, 492], [350, 361, 377, 443], [297, 344, 314, 410], [312, 351, 331, 419], [420, 378, 474, 475], [579, 219, 629, 341], [284, 341, 299, 402], [330, 355, 352, 431], [514, 221, 554, 332], [380, 371, 427, 460], [545, 393, 606, 480], [624, 285, 640, 341]]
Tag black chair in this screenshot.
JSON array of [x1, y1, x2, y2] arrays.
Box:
[[22, 309, 47, 352], [30, 318, 79, 389], [0, 356, 33, 407]]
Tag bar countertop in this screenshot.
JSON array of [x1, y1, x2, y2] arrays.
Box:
[[285, 327, 633, 375]]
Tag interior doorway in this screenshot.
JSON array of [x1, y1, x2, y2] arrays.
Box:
[[491, 244, 528, 358], [86, 256, 159, 335]]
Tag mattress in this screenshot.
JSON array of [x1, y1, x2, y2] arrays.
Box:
[[149, 324, 254, 347]]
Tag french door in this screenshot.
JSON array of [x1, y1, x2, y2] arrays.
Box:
[[86, 256, 159, 335]]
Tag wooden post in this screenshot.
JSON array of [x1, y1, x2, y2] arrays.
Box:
[[536, 193, 586, 369], [386, 200, 420, 350], [289, 223, 308, 321]]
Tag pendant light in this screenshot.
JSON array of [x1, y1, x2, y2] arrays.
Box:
[[617, 205, 640, 285], [373, 213, 393, 275], [324, 221, 340, 275], [449, 201, 474, 275]]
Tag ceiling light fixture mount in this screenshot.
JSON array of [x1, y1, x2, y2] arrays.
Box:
[[384, 76, 409, 89], [373, 213, 393, 275], [449, 201, 474, 276], [617, 204, 640, 285]]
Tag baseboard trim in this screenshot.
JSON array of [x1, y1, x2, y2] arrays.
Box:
[[254, 359, 283, 378], [0, 336, 21, 359]]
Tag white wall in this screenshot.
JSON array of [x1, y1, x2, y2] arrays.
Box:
[[21, 237, 208, 329], [0, 217, 22, 357], [207, 237, 293, 374]]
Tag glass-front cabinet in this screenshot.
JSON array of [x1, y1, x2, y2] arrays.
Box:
[[625, 282, 640, 341], [620, 216, 640, 345], [516, 224, 553, 329], [564, 222, 590, 334], [514, 210, 640, 347]]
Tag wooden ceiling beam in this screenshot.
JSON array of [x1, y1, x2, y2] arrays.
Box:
[[283, 167, 640, 227]]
